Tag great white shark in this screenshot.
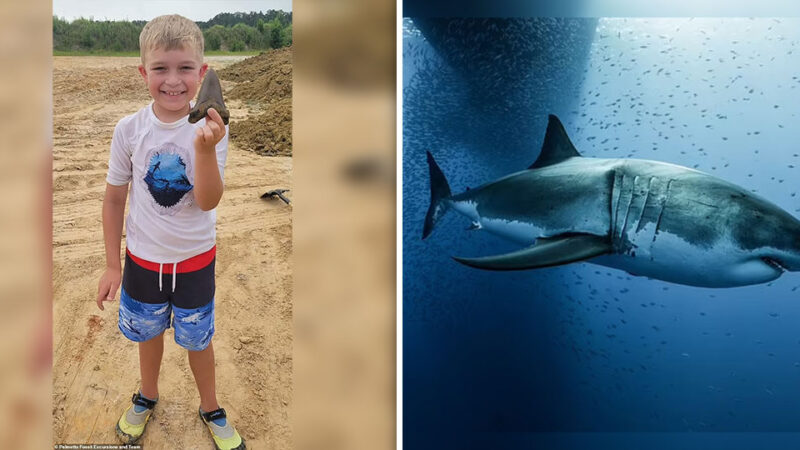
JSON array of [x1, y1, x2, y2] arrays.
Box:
[[422, 115, 800, 288]]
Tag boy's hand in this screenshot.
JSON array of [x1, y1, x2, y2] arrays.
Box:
[[194, 108, 227, 154], [97, 267, 121, 310]]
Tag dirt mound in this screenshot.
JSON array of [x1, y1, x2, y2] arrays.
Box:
[[229, 98, 292, 156], [219, 47, 292, 156], [219, 47, 292, 101]]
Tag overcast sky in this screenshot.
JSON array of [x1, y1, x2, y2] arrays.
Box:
[[53, 0, 292, 22]]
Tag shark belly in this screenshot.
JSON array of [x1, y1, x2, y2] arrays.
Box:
[[450, 199, 544, 244], [591, 234, 782, 287]]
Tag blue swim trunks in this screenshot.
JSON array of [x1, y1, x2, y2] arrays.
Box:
[[118, 247, 216, 351]]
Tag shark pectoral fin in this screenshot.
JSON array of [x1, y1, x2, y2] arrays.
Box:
[[452, 234, 611, 271]]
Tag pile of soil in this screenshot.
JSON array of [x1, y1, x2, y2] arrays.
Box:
[[219, 47, 292, 156]]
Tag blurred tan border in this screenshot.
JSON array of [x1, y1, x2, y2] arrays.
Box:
[[293, 0, 397, 448], [0, 0, 53, 448]]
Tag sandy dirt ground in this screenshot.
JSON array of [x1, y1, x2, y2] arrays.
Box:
[[52, 55, 292, 449]]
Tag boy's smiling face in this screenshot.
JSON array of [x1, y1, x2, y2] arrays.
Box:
[[139, 46, 208, 123]]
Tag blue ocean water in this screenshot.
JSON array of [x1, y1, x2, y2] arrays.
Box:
[[402, 17, 800, 447]]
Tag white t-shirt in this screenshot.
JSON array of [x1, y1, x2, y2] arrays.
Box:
[[106, 101, 229, 263]]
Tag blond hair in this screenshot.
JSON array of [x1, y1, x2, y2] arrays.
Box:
[[139, 14, 204, 64]]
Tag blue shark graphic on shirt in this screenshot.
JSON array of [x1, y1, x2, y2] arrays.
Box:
[[144, 151, 193, 208]]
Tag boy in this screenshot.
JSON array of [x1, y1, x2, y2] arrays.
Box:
[[96, 14, 245, 450]]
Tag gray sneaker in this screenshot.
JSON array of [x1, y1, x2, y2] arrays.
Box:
[[115, 392, 157, 444], [199, 407, 246, 450]]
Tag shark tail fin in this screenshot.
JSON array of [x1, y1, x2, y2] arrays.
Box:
[[422, 151, 452, 239]]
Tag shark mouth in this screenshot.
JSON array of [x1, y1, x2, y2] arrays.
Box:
[[762, 257, 788, 272]]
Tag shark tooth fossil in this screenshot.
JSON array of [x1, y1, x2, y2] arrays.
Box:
[[188, 68, 230, 125]]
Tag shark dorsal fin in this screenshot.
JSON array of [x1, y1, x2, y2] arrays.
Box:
[[529, 115, 581, 169]]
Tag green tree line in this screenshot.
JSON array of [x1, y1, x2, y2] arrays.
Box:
[[53, 10, 292, 53], [197, 11, 291, 29]]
